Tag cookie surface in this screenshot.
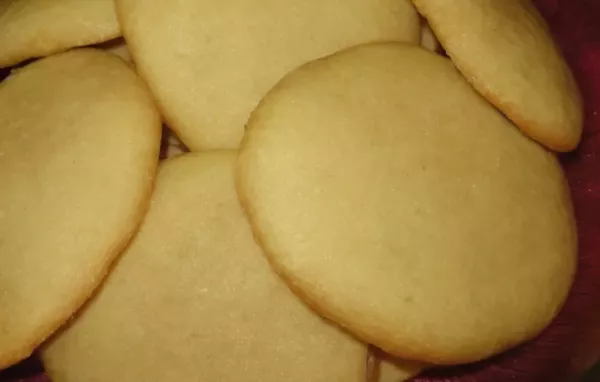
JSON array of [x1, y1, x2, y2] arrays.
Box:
[[117, 0, 420, 150], [0, 49, 161, 369], [412, 0, 582, 151], [237, 42, 577, 364], [0, 0, 120, 68], [42, 152, 366, 382]]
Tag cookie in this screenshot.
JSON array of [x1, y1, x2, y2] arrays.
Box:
[[41, 151, 367, 382], [117, 0, 420, 150], [0, 0, 120, 68], [237, 42, 577, 364], [0, 49, 161, 369], [412, 0, 583, 151]]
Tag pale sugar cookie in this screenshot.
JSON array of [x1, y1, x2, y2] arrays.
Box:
[[412, 0, 583, 151], [0, 0, 120, 68], [237, 42, 577, 365], [117, 0, 420, 150], [42, 152, 366, 382], [0, 48, 161, 369]]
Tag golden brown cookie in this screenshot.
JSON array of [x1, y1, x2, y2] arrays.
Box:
[[42, 151, 367, 382], [237, 42, 577, 365], [0, 0, 120, 68], [412, 0, 583, 151], [0, 49, 161, 369], [117, 0, 420, 150]]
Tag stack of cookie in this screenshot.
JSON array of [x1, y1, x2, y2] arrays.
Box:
[[0, 1, 586, 381]]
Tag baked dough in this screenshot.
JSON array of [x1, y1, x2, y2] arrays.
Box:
[[0, 0, 120, 68], [412, 0, 583, 151], [0, 49, 161, 368], [117, 0, 420, 150], [237, 42, 577, 364], [42, 151, 367, 382]]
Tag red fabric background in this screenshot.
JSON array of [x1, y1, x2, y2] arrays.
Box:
[[0, 0, 598, 381]]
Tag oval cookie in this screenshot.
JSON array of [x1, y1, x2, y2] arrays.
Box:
[[42, 152, 367, 382], [0, 49, 161, 368], [237, 42, 577, 365], [0, 0, 120, 68], [117, 0, 420, 150], [412, 0, 583, 151]]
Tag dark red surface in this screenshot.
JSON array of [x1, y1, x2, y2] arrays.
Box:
[[0, 0, 599, 381], [0, 357, 47, 382]]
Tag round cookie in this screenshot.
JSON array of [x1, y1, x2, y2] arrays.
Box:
[[237, 42, 577, 365], [0, 49, 161, 369], [0, 0, 121, 68], [117, 0, 420, 150], [41, 151, 367, 382], [412, 0, 583, 152]]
